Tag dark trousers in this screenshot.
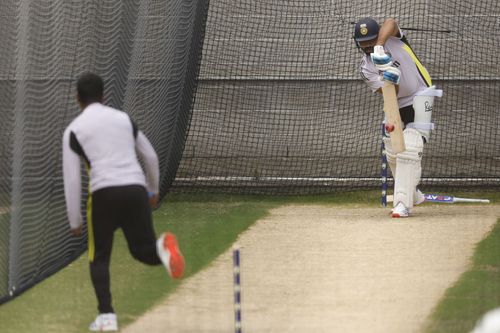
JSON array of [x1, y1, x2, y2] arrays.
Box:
[[89, 185, 161, 314]]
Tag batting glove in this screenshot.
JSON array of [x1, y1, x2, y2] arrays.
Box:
[[382, 66, 401, 85], [371, 45, 393, 69]]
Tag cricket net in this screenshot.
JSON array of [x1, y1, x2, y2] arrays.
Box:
[[0, 0, 206, 304], [174, 0, 500, 193]]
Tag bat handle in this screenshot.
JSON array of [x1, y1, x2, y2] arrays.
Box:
[[454, 198, 491, 203]]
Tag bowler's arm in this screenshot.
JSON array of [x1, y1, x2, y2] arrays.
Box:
[[62, 128, 83, 234], [135, 131, 160, 197]]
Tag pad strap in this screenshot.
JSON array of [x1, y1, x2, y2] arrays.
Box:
[[415, 86, 443, 97], [406, 122, 435, 131]]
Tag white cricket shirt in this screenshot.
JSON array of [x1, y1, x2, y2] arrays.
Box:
[[359, 30, 432, 108], [62, 103, 159, 229]]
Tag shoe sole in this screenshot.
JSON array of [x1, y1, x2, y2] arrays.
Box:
[[164, 233, 185, 279], [89, 318, 118, 331], [96, 325, 118, 332]]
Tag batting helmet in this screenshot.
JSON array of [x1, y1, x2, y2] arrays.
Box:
[[353, 17, 379, 42]]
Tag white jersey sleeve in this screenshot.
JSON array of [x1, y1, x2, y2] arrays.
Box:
[[135, 131, 160, 194], [359, 57, 384, 93], [62, 127, 83, 230]]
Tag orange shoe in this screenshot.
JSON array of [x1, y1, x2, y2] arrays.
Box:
[[156, 232, 185, 279]]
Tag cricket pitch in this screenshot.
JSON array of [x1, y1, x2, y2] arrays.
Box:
[[122, 204, 500, 333]]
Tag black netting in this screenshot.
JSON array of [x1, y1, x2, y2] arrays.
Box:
[[175, 0, 500, 193]]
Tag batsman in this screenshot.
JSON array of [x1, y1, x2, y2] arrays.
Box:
[[353, 17, 442, 218]]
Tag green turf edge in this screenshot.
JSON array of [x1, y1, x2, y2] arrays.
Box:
[[0, 190, 497, 333], [422, 217, 500, 333]]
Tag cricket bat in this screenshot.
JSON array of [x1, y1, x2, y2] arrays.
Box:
[[381, 82, 405, 153], [386, 194, 490, 204], [422, 194, 490, 203]]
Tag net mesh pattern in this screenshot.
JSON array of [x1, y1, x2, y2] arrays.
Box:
[[0, 0, 206, 304], [175, 0, 500, 193]]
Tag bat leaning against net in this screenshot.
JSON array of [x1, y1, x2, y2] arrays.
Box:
[[386, 194, 490, 204]]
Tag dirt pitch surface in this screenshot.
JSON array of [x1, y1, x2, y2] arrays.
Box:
[[123, 204, 500, 333]]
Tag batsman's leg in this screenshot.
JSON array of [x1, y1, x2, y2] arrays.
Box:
[[384, 132, 425, 213], [393, 128, 424, 217]]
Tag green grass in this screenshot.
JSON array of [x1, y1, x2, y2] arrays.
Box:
[[0, 194, 282, 333], [0, 190, 498, 333], [423, 217, 500, 333]]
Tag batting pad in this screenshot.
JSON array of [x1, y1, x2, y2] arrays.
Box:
[[394, 129, 424, 208]]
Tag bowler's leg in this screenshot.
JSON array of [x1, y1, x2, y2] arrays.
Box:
[[119, 185, 161, 265], [90, 188, 116, 314]]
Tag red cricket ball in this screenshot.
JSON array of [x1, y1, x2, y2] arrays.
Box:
[[385, 123, 395, 133]]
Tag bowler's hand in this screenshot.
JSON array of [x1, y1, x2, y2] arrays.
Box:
[[149, 192, 159, 209], [71, 225, 83, 237]]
